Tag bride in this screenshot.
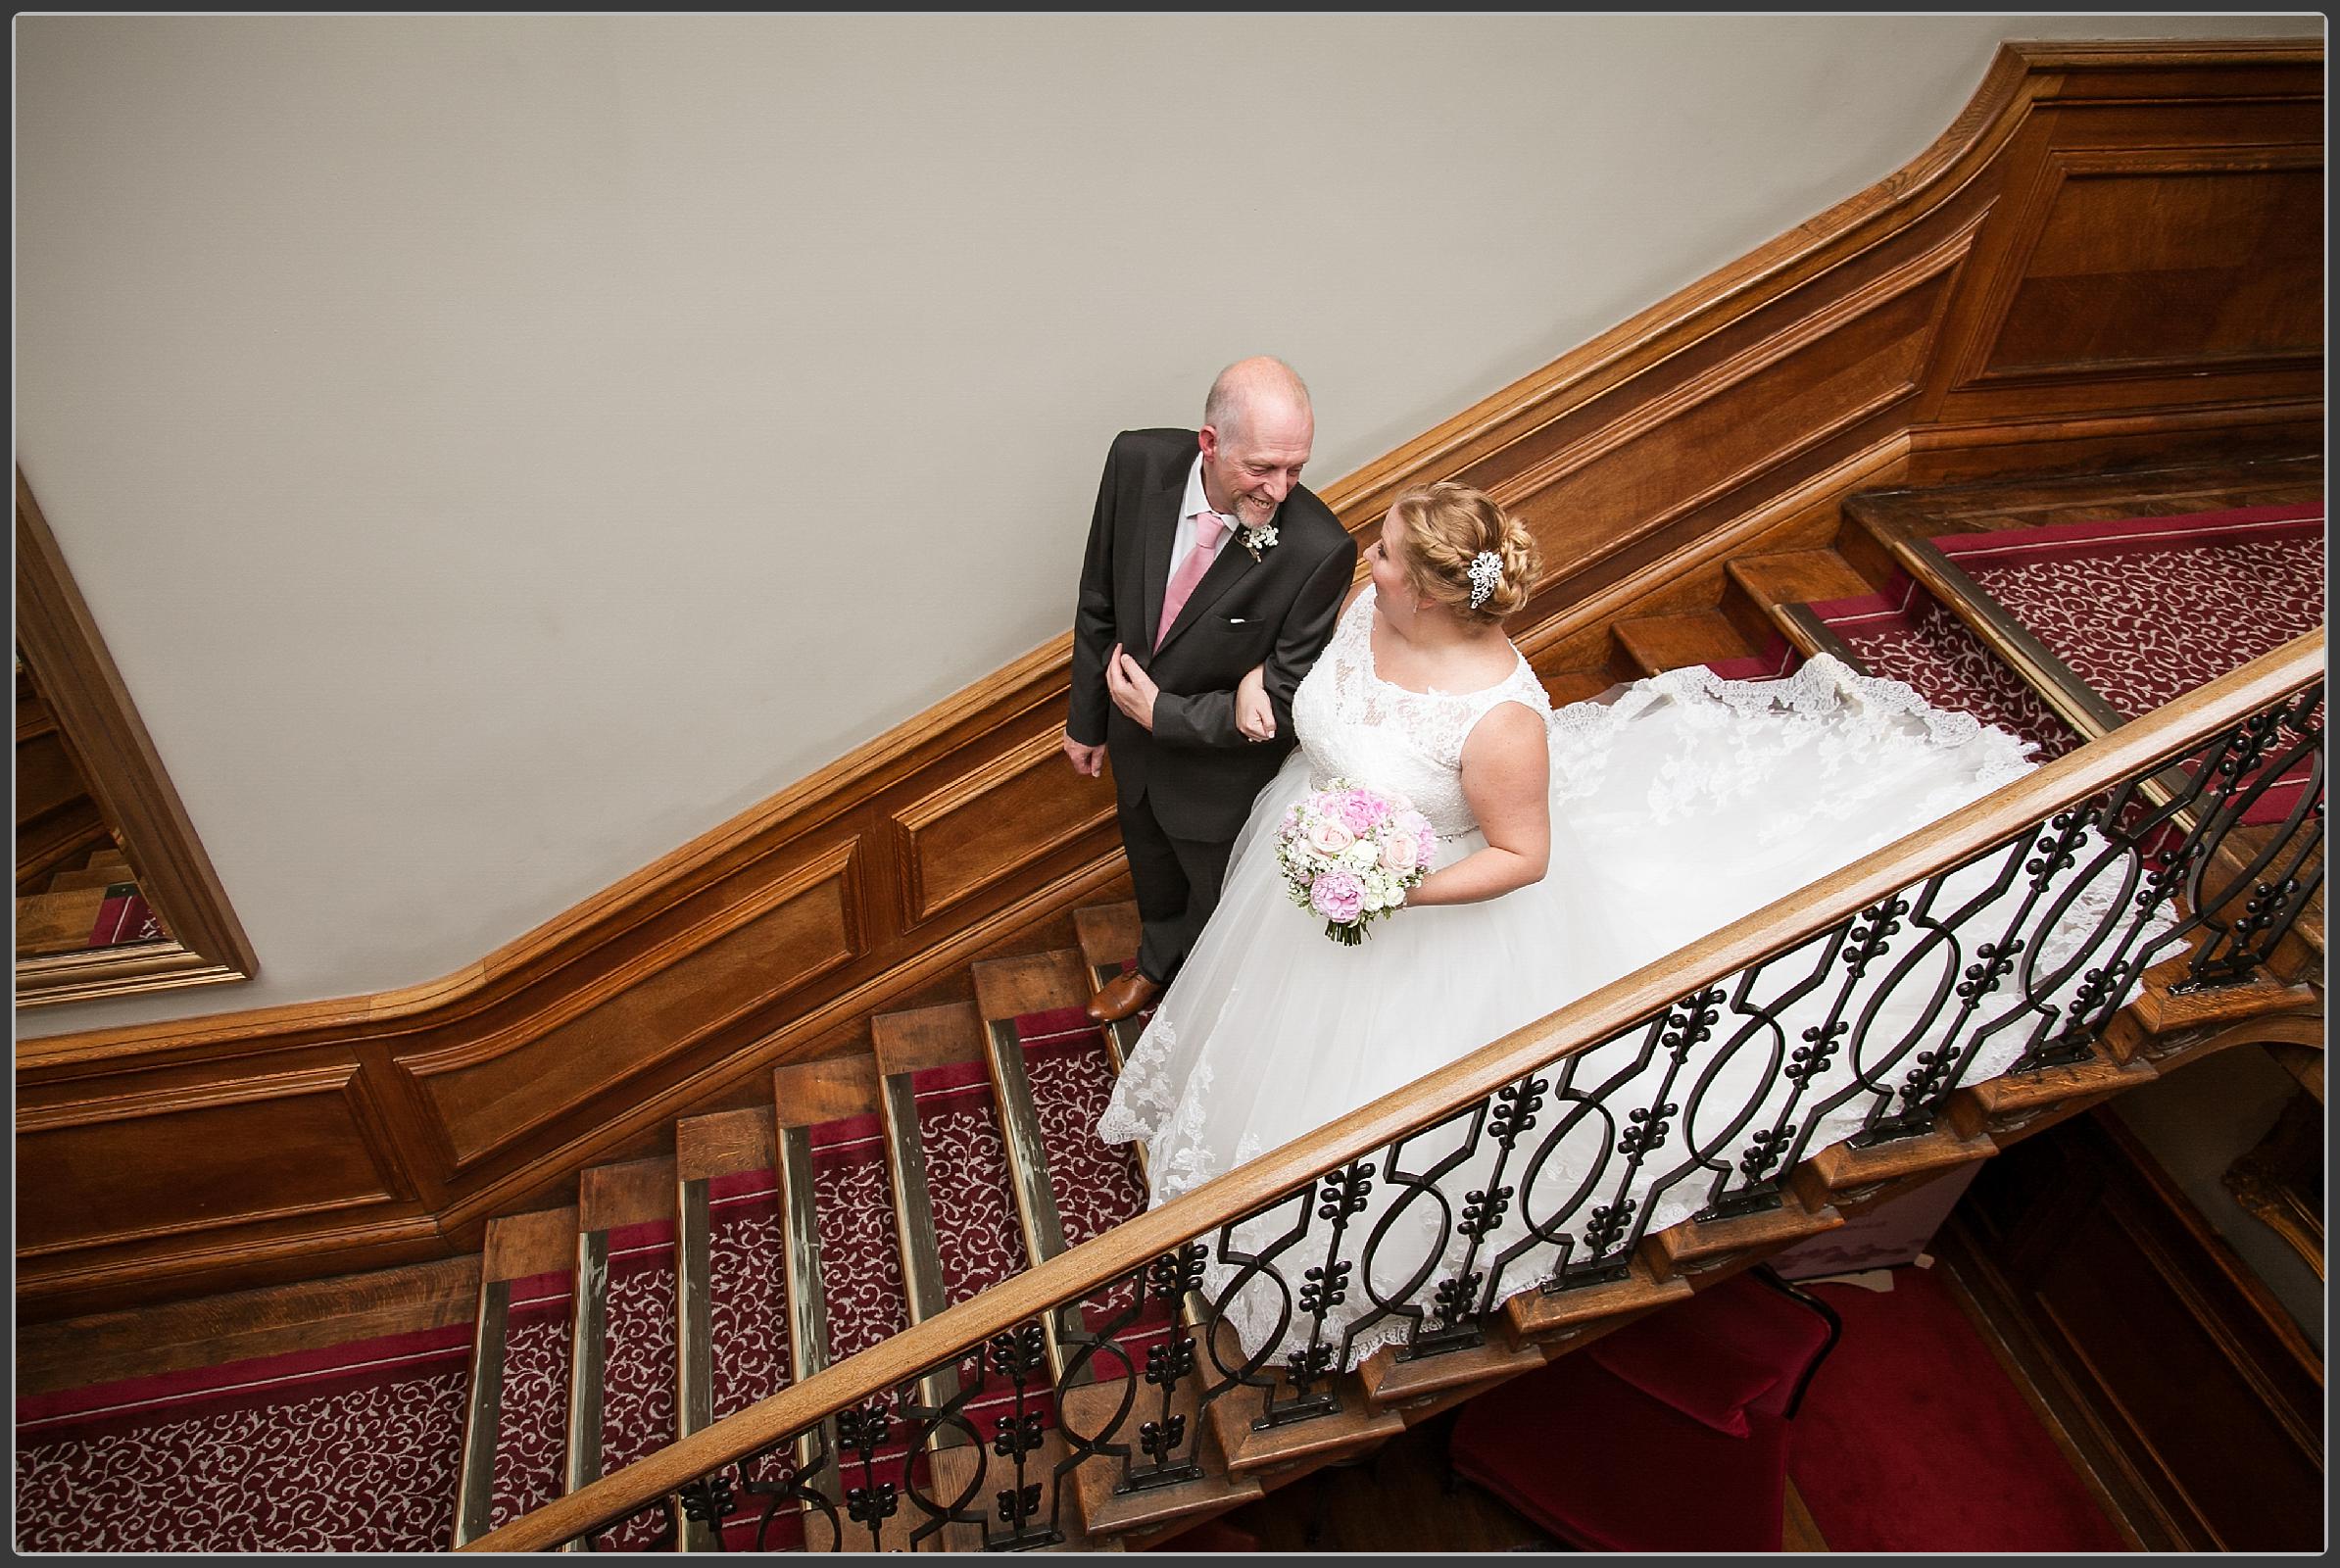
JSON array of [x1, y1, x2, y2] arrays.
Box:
[[1097, 480, 2147, 1374]]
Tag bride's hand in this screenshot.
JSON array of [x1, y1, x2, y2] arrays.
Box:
[[1235, 664, 1275, 742]]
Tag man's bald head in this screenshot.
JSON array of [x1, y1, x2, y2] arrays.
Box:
[[1196, 357, 1314, 530], [1202, 357, 1312, 448]]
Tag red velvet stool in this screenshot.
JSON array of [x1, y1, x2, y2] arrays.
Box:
[[1448, 1266, 1841, 1551]]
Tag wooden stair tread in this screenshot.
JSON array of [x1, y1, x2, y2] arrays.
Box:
[[1355, 1334, 1550, 1411], [1612, 609, 1758, 677], [42, 865, 130, 893], [870, 1001, 988, 1077], [1803, 1121, 1999, 1189], [1503, 1250, 1694, 1346], [772, 1054, 882, 1128], [1540, 666, 1619, 707], [2126, 959, 2320, 1038], [482, 1204, 581, 1283], [1726, 547, 1877, 608], [576, 1154, 677, 1233], [1074, 903, 1142, 977], [674, 1104, 776, 1183], [877, 1046, 956, 1331], [1057, 1378, 1263, 1538], [1204, 1377, 1406, 1476], [1653, 1190, 1843, 1281], [972, 948, 1094, 1020], [16, 885, 108, 953]]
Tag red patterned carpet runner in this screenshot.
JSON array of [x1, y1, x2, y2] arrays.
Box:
[[1015, 1006, 1177, 1365], [1934, 504, 2323, 719], [910, 1060, 1034, 1301], [808, 1112, 912, 1358], [1937, 503, 2324, 825], [489, 1268, 574, 1533], [87, 882, 165, 947], [1788, 1266, 2125, 1551], [708, 1170, 790, 1423], [1806, 573, 2082, 760], [594, 1218, 678, 1552], [14, 1323, 469, 1551]]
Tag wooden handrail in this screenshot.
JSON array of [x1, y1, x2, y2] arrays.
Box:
[[466, 627, 2324, 1551]]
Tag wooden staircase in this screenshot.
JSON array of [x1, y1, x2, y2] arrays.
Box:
[[443, 456, 2317, 1551], [446, 911, 2313, 1550], [20, 460, 2322, 1553]]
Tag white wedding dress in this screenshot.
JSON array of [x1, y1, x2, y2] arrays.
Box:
[[1097, 585, 2155, 1372]]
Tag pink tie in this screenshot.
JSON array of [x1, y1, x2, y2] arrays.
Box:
[[1156, 513, 1227, 651]]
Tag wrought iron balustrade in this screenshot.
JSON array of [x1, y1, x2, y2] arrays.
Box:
[[468, 629, 2322, 1554]]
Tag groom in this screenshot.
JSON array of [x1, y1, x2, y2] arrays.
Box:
[[1063, 357, 1357, 1023]]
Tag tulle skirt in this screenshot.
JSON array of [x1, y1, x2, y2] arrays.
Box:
[[1096, 658, 2145, 1370]]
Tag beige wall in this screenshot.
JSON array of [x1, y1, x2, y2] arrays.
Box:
[[15, 14, 2319, 1036]]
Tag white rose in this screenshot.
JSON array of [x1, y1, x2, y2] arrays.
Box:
[[1344, 839, 1382, 870], [1306, 818, 1354, 855]]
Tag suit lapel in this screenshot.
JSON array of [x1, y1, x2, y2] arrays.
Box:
[[1154, 530, 1260, 656], [1140, 457, 1187, 652]]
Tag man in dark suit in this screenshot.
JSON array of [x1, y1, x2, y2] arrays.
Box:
[[1064, 357, 1358, 1022]]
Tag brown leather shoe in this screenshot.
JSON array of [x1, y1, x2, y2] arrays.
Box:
[[1086, 967, 1163, 1024]]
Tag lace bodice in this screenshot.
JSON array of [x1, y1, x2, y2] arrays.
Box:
[[1291, 586, 1553, 837]]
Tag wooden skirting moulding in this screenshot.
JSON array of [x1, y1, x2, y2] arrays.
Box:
[[15, 38, 2323, 1319]]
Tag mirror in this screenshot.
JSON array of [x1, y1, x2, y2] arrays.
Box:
[[15, 469, 254, 1010]]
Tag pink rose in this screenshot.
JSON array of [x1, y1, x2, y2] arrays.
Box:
[[1381, 830, 1422, 873], [1305, 817, 1355, 855], [1309, 869, 1365, 924], [1336, 790, 1388, 835]]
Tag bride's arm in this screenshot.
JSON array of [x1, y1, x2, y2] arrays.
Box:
[[1405, 704, 1551, 906]]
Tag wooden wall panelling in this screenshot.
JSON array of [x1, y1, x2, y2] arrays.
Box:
[[1957, 1108, 2323, 1551], [16, 1061, 421, 1259], [14, 39, 2323, 1321], [406, 838, 865, 1171], [889, 710, 1119, 930], [1902, 404, 2323, 488]]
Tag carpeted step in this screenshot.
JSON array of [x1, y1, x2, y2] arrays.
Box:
[[872, 1001, 1068, 1549], [568, 1158, 679, 1553], [768, 1054, 932, 1551], [1015, 930, 1402, 1525], [973, 953, 1158, 1344], [16, 1321, 470, 1551], [675, 1104, 794, 1551], [873, 1003, 1032, 1311], [1798, 571, 2083, 761], [1926, 503, 2322, 719], [1925, 503, 2325, 830], [457, 1204, 580, 1544]]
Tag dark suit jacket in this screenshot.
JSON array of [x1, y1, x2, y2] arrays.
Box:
[[1069, 427, 1357, 842]]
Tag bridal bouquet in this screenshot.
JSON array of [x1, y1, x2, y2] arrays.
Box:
[[1275, 780, 1437, 946]]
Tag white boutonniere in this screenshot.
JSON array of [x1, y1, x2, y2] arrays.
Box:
[[1240, 521, 1278, 560]]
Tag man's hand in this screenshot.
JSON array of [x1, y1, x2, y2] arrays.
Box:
[[1061, 730, 1106, 778], [1235, 663, 1276, 742], [1104, 643, 1159, 731]]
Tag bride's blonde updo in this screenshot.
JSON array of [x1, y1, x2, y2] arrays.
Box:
[[1388, 480, 1538, 625]]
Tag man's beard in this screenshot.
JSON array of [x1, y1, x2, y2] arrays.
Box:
[[1235, 494, 1280, 528]]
